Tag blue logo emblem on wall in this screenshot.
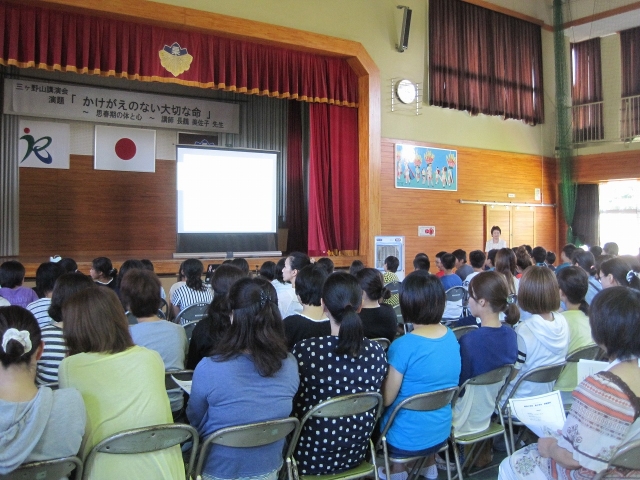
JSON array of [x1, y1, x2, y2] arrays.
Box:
[[20, 128, 53, 164], [158, 42, 194, 77]]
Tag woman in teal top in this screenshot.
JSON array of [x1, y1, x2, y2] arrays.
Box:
[[380, 271, 461, 480]]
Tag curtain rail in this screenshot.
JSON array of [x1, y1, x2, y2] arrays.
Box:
[[459, 200, 556, 207]]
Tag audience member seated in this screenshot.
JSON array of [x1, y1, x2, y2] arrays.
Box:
[[230, 257, 250, 276], [412, 253, 430, 272], [355, 268, 397, 343], [282, 252, 311, 317], [36, 273, 95, 385], [382, 255, 401, 306], [349, 259, 365, 276], [462, 250, 486, 289], [113, 259, 144, 302], [453, 272, 518, 436], [27, 262, 65, 328], [379, 271, 460, 480], [555, 244, 577, 274], [122, 269, 188, 417], [0, 261, 39, 308], [0, 306, 85, 475], [499, 286, 640, 480], [171, 258, 213, 320], [292, 272, 387, 475], [315, 257, 335, 275], [283, 265, 330, 350], [271, 258, 297, 319], [499, 267, 569, 407], [571, 250, 600, 304], [140, 259, 167, 300], [453, 249, 473, 281], [258, 261, 276, 282], [531, 246, 547, 267], [58, 257, 78, 273], [59, 288, 184, 480], [495, 248, 519, 301], [598, 256, 640, 290], [485, 249, 498, 271], [603, 241, 619, 256], [515, 246, 533, 278], [169, 261, 187, 299], [187, 264, 245, 370], [434, 251, 446, 277], [554, 267, 594, 400], [439, 253, 462, 291], [545, 251, 556, 271], [486, 225, 507, 252], [187, 277, 299, 480], [89, 257, 117, 290], [589, 245, 603, 258]]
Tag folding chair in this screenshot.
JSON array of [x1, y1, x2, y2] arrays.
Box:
[[449, 365, 514, 480], [393, 305, 413, 334], [559, 344, 605, 412], [372, 338, 391, 351], [125, 311, 138, 325], [164, 369, 194, 391], [82, 423, 199, 480], [442, 287, 467, 326], [175, 303, 209, 326], [378, 387, 459, 480], [159, 298, 170, 319], [593, 438, 640, 480], [0, 455, 83, 480], [194, 417, 299, 480], [500, 362, 566, 453], [451, 325, 478, 341], [182, 321, 200, 343], [286, 392, 384, 480]]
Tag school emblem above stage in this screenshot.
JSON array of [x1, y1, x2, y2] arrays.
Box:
[[159, 42, 193, 77]]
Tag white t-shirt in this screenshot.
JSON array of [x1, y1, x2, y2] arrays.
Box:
[[485, 239, 507, 252]]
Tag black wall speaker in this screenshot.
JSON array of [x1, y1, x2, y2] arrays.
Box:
[[397, 6, 412, 53]]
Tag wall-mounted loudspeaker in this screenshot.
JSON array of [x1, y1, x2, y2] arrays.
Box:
[[396, 6, 412, 53]]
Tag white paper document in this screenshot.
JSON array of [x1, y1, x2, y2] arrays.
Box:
[[577, 359, 609, 385], [508, 391, 566, 438], [171, 374, 192, 395]]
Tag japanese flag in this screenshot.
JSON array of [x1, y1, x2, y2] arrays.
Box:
[[94, 125, 156, 172]]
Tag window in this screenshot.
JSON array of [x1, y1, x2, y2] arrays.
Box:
[[428, 0, 544, 125], [620, 27, 640, 140], [571, 38, 603, 143], [599, 180, 640, 255]]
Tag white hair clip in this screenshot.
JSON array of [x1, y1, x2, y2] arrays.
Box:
[[506, 293, 517, 305], [626, 270, 640, 284], [1, 328, 32, 355]]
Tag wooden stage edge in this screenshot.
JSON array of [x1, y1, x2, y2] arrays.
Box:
[[3, 254, 367, 279]]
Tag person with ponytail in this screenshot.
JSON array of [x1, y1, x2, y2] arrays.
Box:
[[89, 256, 117, 290], [291, 272, 387, 476], [0, 306, 85, 475], [494, 248, 519, 296], [571, 250, 601, 304], [187, 277, 299, 480], [355, 268, 398, 343], [554, 267, 595, 398], [378, 271, 460, 480], [598, 256, 640, 291], [170, 258, 213, 319], [452, 272, 519, 436]]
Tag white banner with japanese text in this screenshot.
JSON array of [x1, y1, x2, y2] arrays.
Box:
[[3, 79, 240, 134]]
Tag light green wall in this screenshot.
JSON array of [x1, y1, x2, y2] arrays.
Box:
[[155, 0, 557, 156]]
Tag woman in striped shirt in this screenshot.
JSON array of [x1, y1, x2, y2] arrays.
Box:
[[170, 259, 213, 320]]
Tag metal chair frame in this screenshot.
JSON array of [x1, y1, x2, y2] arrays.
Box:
[[377, 387, 458, 480], [194, 417, 299, 480], [182, 320, 201, 343], [159, 298, 170, 319], [175, 303, 209, 326], [393, 305, 413, 335], [593, 438, 640, 480], [449, 365, 514, 480], [451, 325, 478, 341], [371, 338, 391, 351], [442, 286, 468, 326], [500, 362, 566, 453], [82, 423, 199, 480], [565, 344, 603, 363], [164, 369, 194, 391], [0, 455, 83, 480], [286, 392, 384, 480]]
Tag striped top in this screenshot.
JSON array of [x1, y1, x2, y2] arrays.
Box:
[[36, 324, 67, 385], [171, 284, 212, 312], [27, 297, 53, 328]]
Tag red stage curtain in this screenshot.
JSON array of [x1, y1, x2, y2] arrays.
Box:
[[307, 103, 359, 256], [286, 101, 307, 253], [429, 0, 544, 125], [0, 3, 358, 107], [571, 38, 603, 142]]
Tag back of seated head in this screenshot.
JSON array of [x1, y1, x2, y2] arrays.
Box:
[[452, 249, 467, 263], [140, 259, 155, 272], [288, 252, 311, 272], [48, 273, 95, 324], [468, 271, 520, 325], [63, 287, 133, 355], [515, 246, 532, 271], [441, 253, 456, 270], [92, 256, 117, 279], [589, 246, 603, 257], [603, 242, 619, 256], [413, 256, 431, 271], [546, 251, 556, 265], [0, 306, 41, 368], [183, 258, 205, 290], [58, 257, 78, 274], [523, 245, 533, 256], [210, 264, 245, 305], [315, 257, 334, 275], [355, 268, 390, 301], [590, 287, 640, 360], [230, 257, 250, 275], [400, 270, 445, 325], [35, 262, 65, 296], [275, 258, 286, 283], [562, 243, 578, 261], [435, 251, 446, 259], [531, 246, 547, 264], [349, 260, 365, 276], [469, 250, 486, 269], [258, 261, 276, 281], [572, 250, 596, 277], [556, 266, 589, 314], [486, 248, 498, 265], [116, 259, 145, 288], [322, 272, 364, 357], [0, 260, 26, 288], [495, 248, 517, 276], [601, 256, 640, 290], [518, 266, 560, 314], [384, 255, 399, 273], [120, 269, 162, 318], [295, 265, 328, 306]]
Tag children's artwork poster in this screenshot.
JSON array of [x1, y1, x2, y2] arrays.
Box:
[[394, 144, 457, 191]]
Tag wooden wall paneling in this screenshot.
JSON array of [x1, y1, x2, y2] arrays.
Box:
[[573, 150, 640, 184], [381, 138, 558, 273], [512, 207, 535, 247]]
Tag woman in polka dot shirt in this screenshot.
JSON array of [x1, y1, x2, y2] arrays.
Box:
[[291, 272, 388, 475]]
